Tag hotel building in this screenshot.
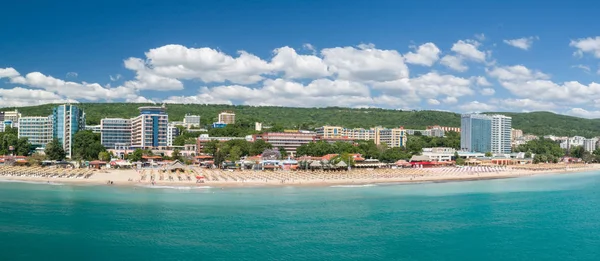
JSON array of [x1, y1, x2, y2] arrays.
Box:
[[218, 111, 235, 124], [491, 115, 512, 154], [460, 114, 492, 153], [0, 110, 21, 131], [131, 106, 168, 149], [252, 132, 318, 156], [196, 134, 253, 154], [167, 124, 180, 146], [427, 126, 461, 133], [100, 118, 132, 149], [17, 116, 54, 147], [53, 104, 86, 158], [315, 126, 406, 148], [183, 114, 201, 127], [85, 125, 101, 133]]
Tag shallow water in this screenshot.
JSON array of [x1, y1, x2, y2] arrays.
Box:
[[1, 172, 599, 260]]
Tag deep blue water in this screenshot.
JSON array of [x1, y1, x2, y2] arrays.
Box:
[[1, 172, 600, 260]]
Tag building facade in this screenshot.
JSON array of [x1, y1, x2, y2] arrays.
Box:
[[491, 115, 512, 154], [18, 116, 53, 147], [85, 125, 101, 133], [583, 138, 598, 152], [316, 126, 406, 148], [511, 129, 523, 140], [196, 134, 253, 154], [131, 106, 168, 149], [101, 118, 132, 149], [183, 114, 201, 127], [218, 111, 235, 124], [427, 125, 460, 133], [253, 132, 318, 156], [461, 114, 492, 153], [376, 128, 407, 148], [167, 124, 180, 146], [53, 105, 86, 158]]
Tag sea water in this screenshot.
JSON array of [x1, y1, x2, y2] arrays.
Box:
[[1, 172, 599, 260]]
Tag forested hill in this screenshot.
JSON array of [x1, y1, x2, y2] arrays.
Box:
[[2, 103, 600, 137]]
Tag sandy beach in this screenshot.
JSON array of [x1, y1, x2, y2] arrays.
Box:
[[1, 163, 599, 188]]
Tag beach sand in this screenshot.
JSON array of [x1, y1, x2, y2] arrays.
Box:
[[1, 163, 598, 188]]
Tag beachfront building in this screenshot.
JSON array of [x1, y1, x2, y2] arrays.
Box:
[[460, 114, 492, 153], [491, 115, 512, 154], [53, 104, 86, 158], [560, 136, 586, 150], [255, 122, 263, 131], [85, 125, 101, 133], [17, 116, 53, 147], [131, 105, 168, 149], [253, 132, 318, 156], [583, 138, 598, 152], [100, 118, 132, 149], [427, 125, 460, 133], [316, 126, 407, 148], [196, 134, 253, 154], [183, 114, 201, 127], [0, 110, 21, 131], [167, 124, 180, 146], [218, 111, 235, 125]]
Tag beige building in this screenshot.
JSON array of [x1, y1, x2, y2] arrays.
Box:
[[218, 111, 235, 124], [316, 126, 407, 148], [511, 128, 523, 140]]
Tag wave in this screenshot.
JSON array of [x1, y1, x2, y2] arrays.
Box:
[[330, 184, 376, 188], [0, 179, 64, 186], [136, 185, 212, 190]]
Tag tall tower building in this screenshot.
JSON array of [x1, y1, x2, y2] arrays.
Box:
[[491, 115, 512, 154], [131, 105, 168, 149], [53, 104, 86, 158], [460, 114, 492, 153]]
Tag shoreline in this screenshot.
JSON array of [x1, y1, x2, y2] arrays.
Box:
[[1, 164, 598, 189]]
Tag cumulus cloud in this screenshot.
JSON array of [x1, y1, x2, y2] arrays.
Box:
[[459, 101, 496, 112], [480, 88, 495, 96], [271, 46, 330, 79], [440, 55, 468, 72], [570, 37, 600, 58], [404, 43, 441, 66], [451, 40, 487, 62], [66, 72, 78, 78], [565, 108, 600, 119], [503, 36, 538, 50], [427, 99, 440, 105]]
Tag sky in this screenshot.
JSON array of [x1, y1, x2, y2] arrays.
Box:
[[2, 0, 600, 118]]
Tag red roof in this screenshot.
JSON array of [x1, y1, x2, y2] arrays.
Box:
[[142, 155, 162, 159], [195, 155, 213, 159], [89, 160, 107, 165], [321, 154, 339, 161]]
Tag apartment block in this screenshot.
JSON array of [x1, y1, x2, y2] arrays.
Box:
[[18, 116, 53, 147], [101, 118, 132, 149]]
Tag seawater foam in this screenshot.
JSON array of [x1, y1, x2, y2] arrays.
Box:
[[330, 184, 377, 188], [137, 185, 212, 190], [0, 179, 64, 186]]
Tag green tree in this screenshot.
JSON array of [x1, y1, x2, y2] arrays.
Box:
[[127, 149, 144, 162], [171, 148, 181, 161], [524, 151, 532, 158], [570, 146, 585, 158], [72, 130, 106, 161], [250, 139, 272, 155], [485, 152, 493, 157], [98, 151, 111, 161], [45, 138, 66, 161], [278, 146, 288, 159], [454, 152, 465, 165]]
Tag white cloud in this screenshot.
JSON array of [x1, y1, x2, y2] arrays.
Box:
[[0, 68, 20, 78], [474, 33, 486, 41], [487, 65, 549, 81], [123, 57, 184, 91], [373, 72, 475, 101], [0, 87, 75, 108], [404, 42, 441, 66], [474, 76, 492, 86], [271, 46, 330, 79], [66, 72, 78, 78], [565, 108, 600, 119], [451, 40, 486, 62], [503, 36, 538, 50], [570, 37, 600, 58], [443, 96, 458, 104], [303, 43, 316, 55], [480, 88, 495, 96], [321, 43, 409, 82], [571, 64, 591, 73], [440, 55, 468, 72], [459, 101, 496, 112], [490, 98, 556, 111], [427, 99, 440, 105], [110, 74, 122, 81]]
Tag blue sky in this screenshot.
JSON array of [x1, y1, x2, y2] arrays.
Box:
[[2, 0, 600, 117]]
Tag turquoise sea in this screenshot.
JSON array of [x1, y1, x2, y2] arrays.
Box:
[[1, 172, 600, 261]]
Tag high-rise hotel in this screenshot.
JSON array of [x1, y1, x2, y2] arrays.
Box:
[[130, 105, 168, 149], [461, 114, 512, 154], [53, 104, 86, 158]]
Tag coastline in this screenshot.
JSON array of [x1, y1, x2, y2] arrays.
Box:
[[1, 164, 598, 189]]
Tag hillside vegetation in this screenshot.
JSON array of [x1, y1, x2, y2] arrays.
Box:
[[2, 103, 598, 137]]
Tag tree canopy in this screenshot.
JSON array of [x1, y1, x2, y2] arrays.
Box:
[[72, 130, 106, 161], [45, 138, 65, 160]]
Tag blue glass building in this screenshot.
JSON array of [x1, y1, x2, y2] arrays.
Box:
[[53, 104, 86, 158], [460, 114, 492, 153]]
